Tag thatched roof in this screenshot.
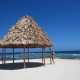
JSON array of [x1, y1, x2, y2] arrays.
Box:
[[1, 16, 53, 48]]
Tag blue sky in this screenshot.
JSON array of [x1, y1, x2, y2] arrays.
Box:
[[0, 0, 80, 51]]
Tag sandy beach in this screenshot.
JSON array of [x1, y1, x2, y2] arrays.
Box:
[[0, 58, 80, 80]]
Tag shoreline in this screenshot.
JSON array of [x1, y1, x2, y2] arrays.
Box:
[[0, 57, 80, 62]]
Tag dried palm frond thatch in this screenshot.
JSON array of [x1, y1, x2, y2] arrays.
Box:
[[1, 16, 53, 48]]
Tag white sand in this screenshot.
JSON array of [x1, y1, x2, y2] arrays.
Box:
[[0, 58, 80, 80]]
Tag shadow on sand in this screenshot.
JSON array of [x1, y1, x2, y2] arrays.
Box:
[[0, 62, 44, 70]]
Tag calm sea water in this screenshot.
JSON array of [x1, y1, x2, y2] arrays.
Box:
[[0, 51, 80, 61]]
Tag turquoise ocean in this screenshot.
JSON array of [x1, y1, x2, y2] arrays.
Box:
[[0, 51, 80, 61]]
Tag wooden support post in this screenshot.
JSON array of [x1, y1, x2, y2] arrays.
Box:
[[49, 47, 52, 64], [4, 48, 6, 64], [3, 48, 6, 64], [23, 48, 26, 68], [13, 48, 14, 64], [28, 48, 29, 63], [43, 47, 46, 66], [2, 48, 3, 64], [42, 48, 44, 63]]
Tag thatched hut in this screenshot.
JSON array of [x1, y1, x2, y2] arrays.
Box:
[[1, 16, 53, 68]]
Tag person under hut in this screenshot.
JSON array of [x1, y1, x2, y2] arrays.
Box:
[[51, 51, 55, 64]]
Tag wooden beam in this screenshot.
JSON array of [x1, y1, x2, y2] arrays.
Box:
[[2, 48, 3, 64], [13, 48, 14, 64], [43, 47, 46, 66], [49, 47, 52, 64], [23, 48, 26, 68], [28, 48, 29, 63], [42, 48, 44, 63], [3, 48, 6, 64]]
